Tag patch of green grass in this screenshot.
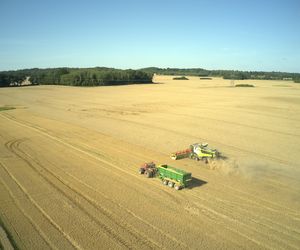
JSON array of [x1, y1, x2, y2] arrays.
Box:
[[173, 76, 189, 80], [235, 84, 254, 87], [294, 78, 300, 83], [0, 106, 15, 112], [0, 216, 19, 250], [273, 84, 291, 87]]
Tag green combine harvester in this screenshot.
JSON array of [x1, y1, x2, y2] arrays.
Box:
[[139, 162, 192, 190], [171, 143, 221, 163]]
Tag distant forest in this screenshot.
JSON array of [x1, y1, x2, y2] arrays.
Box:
[[141, 67, 300, 83], [0, 67, 153, 87], [1, 67, 300, 87]]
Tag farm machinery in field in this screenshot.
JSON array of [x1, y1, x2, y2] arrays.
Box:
[[139, 162, 192, 190], [171, 143, 221, 163]]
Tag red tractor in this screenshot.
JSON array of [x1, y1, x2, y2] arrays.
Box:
[[138, 162, 158, 178]]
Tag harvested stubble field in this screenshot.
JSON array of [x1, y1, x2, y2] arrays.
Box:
[[0, 75, 300, 249]]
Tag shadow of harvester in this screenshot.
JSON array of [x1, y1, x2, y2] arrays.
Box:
[[186, 177, 207, 190]]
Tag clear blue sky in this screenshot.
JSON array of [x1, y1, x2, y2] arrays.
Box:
[[0, 0, 299, 72]]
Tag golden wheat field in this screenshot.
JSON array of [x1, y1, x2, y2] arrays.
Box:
[[0, 75, 300, 249]]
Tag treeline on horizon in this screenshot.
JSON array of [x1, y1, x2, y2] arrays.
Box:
[[141, 67, 300, 83], [1, 67, 300, 87], [0, 67, 153, 87]]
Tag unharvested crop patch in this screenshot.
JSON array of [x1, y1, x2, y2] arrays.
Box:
[[0, 106, 15, 112]]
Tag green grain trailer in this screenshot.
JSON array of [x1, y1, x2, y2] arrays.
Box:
[[157, 164, 192, 190]]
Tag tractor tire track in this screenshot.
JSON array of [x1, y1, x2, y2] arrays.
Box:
[[208, 194, 300, 241], [188, 192, 300, 249], [0, 155, 81, 250], [5, 139, 136, 250], [0, 168, 55, 250], [0, 210, 26, 250], [14, 141, 163, 250], [185, 190, 294, 250], [190, 198, 275, 250]]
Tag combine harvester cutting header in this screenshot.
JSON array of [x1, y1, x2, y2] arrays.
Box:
[[139, 162, 192, 190], [171, 143, 221, 163]]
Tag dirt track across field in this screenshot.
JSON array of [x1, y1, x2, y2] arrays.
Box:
[[0, 76, 300, 249]]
